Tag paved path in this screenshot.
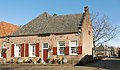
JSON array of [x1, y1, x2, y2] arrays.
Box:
[[85, 57, 120, 70], [0, 66, 105, 70], [0, 57, 120, 70]]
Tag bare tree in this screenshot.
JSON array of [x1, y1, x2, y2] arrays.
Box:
[[91, 13, 118, 48]]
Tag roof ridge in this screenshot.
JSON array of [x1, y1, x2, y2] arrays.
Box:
[[12, 12, 84, 36], [40, 12, 51, 17], [25, 12, 51, 25], [58, 13, 83, 17], [0, 21, 20, 36], [0, 21, 19, 27]]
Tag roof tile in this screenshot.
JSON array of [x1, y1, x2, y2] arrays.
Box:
[[12, 12, 83, 36], [0, 21, 20, 36]]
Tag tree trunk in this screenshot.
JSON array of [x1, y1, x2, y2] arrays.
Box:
[[93, 41, 96, 58]]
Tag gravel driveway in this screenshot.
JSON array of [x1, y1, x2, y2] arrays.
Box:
[[85, 57, 120, 70]]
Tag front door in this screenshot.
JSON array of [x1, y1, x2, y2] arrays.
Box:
[[43, 43, 49, 62], [43, 49, 48, 62]]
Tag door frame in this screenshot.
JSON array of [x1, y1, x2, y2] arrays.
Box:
[[42, 42, 49, 63]]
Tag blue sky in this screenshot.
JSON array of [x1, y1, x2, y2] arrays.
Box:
[[0, 0, 120, 47]]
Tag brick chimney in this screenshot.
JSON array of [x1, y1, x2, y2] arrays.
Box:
[[53, 13, 57, 16], [84, 6, 89, 14]]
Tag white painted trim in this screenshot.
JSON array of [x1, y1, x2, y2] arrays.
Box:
[[69, 40, 78, 55], [14, 44, 21, 57], [69, 40, 78, 47], [69, 53, 78, 55], [28, 43, 30, 57], [14, 44, 16, 57], [57, 54, 65, 56], [29, 43, 36, 57], [57, 41, 66, 55], [0, 53, 3, 58], [14, 44, 17, 57], [43, 42, 49, 49], [57, 40, 66, 47], [42, 43, 44, 63]]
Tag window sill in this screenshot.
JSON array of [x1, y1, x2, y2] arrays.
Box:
[[14, 56, 21, 57], [29, 56, 36, 57], [57, 54, 65, 55], [69, 54, 78, 56]]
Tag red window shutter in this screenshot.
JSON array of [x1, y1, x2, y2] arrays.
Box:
[[78, 46, 82, 54], [36, 43, 39, 57], [21, 44, 24, 57], [53, 47, 57, 55], [25, 44, 29, 57], [65, 46, 69, 55], [3, 53, 6, 58], [11, 44, 14, 57]]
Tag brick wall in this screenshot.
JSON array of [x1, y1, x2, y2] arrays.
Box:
[[81, 7, 93, 57], [0, 33, 82, 62]]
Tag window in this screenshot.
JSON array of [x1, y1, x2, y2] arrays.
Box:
[[71, 47, 78, 53], [58, 41, 65, 46], [59, 47, 65, 54], [70, 40, 78, 46], [69, 40, 78, 55], [15, 44, 22, 57], [43, 43, 48, 48], [29, 44, 36, 57], [57, 41, 65, 55]]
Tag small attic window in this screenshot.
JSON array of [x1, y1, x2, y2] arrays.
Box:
[[88, 31, 91, 35]]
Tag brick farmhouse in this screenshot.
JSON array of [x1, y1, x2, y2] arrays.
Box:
[[0, 6, 93, 64]]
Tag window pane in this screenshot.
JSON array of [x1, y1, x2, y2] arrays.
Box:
[[16, 44, 22, 57], [71, 47, 78, 54], [30, 44, 36, 56], [59, 41, 65, 46], [59, 47, 65, 54], [33, 45, 35, 56], [43, 43, 48, 48], [70, 40, 77, 46]]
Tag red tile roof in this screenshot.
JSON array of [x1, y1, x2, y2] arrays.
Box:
[[0, 21, 20, 36]]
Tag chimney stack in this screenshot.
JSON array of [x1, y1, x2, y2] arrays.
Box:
[[53, 13, 57, 16], [84, 6, 89, 14]]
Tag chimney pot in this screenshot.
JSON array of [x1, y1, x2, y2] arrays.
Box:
[[84, 6, 89, 12], [84, 6, 89, 14], [53, 13, 57, 16], [20, 25, 22, 27]]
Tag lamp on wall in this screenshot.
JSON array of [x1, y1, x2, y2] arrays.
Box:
[[60, 35, 63, 38], [5, 37, 9, 43]]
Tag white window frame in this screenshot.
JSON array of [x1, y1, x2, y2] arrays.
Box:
[[29, 43, 36, 57], [57, 41, 66, 55], [0, 53, 3, 58], [14, 44, 21, 57], [69, 40, 78, 55], [42, 42, 49, 49]]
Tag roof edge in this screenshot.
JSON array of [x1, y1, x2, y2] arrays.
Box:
[[0, 32, 78, 38]]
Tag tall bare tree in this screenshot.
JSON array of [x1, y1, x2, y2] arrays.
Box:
[[91, 13, 118, 48]]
